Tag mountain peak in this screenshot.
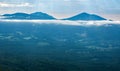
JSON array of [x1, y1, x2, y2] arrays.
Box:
[[64, 12, 107, 21], [80, 12, 89, 15], [31, 12, 45, 15]]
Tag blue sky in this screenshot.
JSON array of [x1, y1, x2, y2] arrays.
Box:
[[0, 0, 120, 20]]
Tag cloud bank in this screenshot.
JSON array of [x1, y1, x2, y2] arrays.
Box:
[[0, 20, 120, 26], [0, 2, 33, 7]]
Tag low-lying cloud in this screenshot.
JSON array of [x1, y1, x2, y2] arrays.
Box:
[[0, 20, 120, 26]]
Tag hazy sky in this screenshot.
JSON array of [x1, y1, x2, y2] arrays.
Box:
[[0, 0, 120, 20]]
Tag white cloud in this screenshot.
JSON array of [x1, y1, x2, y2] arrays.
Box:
[[0, 20, 120, 26], [64, 0, 88, 1], [0, 2, 33, 7]]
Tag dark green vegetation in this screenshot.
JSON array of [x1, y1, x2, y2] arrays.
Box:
[[0, 22, 120, 71]]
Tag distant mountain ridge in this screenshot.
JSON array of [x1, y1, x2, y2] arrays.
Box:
[[2, 12, 107, 20], [2, 12, 55, 20], [64, 12, 107, 20]]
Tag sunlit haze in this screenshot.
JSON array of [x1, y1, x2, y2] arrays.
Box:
[[0, 0, 120, 20]]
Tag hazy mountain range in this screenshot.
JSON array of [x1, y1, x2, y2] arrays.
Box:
[[1, 12, 107, 20], [2, 12, 55, 20]]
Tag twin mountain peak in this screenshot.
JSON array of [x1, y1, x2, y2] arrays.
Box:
[[2, 12, 107, 20]]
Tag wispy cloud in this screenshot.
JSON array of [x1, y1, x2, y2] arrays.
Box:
[[0, 2, 33, 7]]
